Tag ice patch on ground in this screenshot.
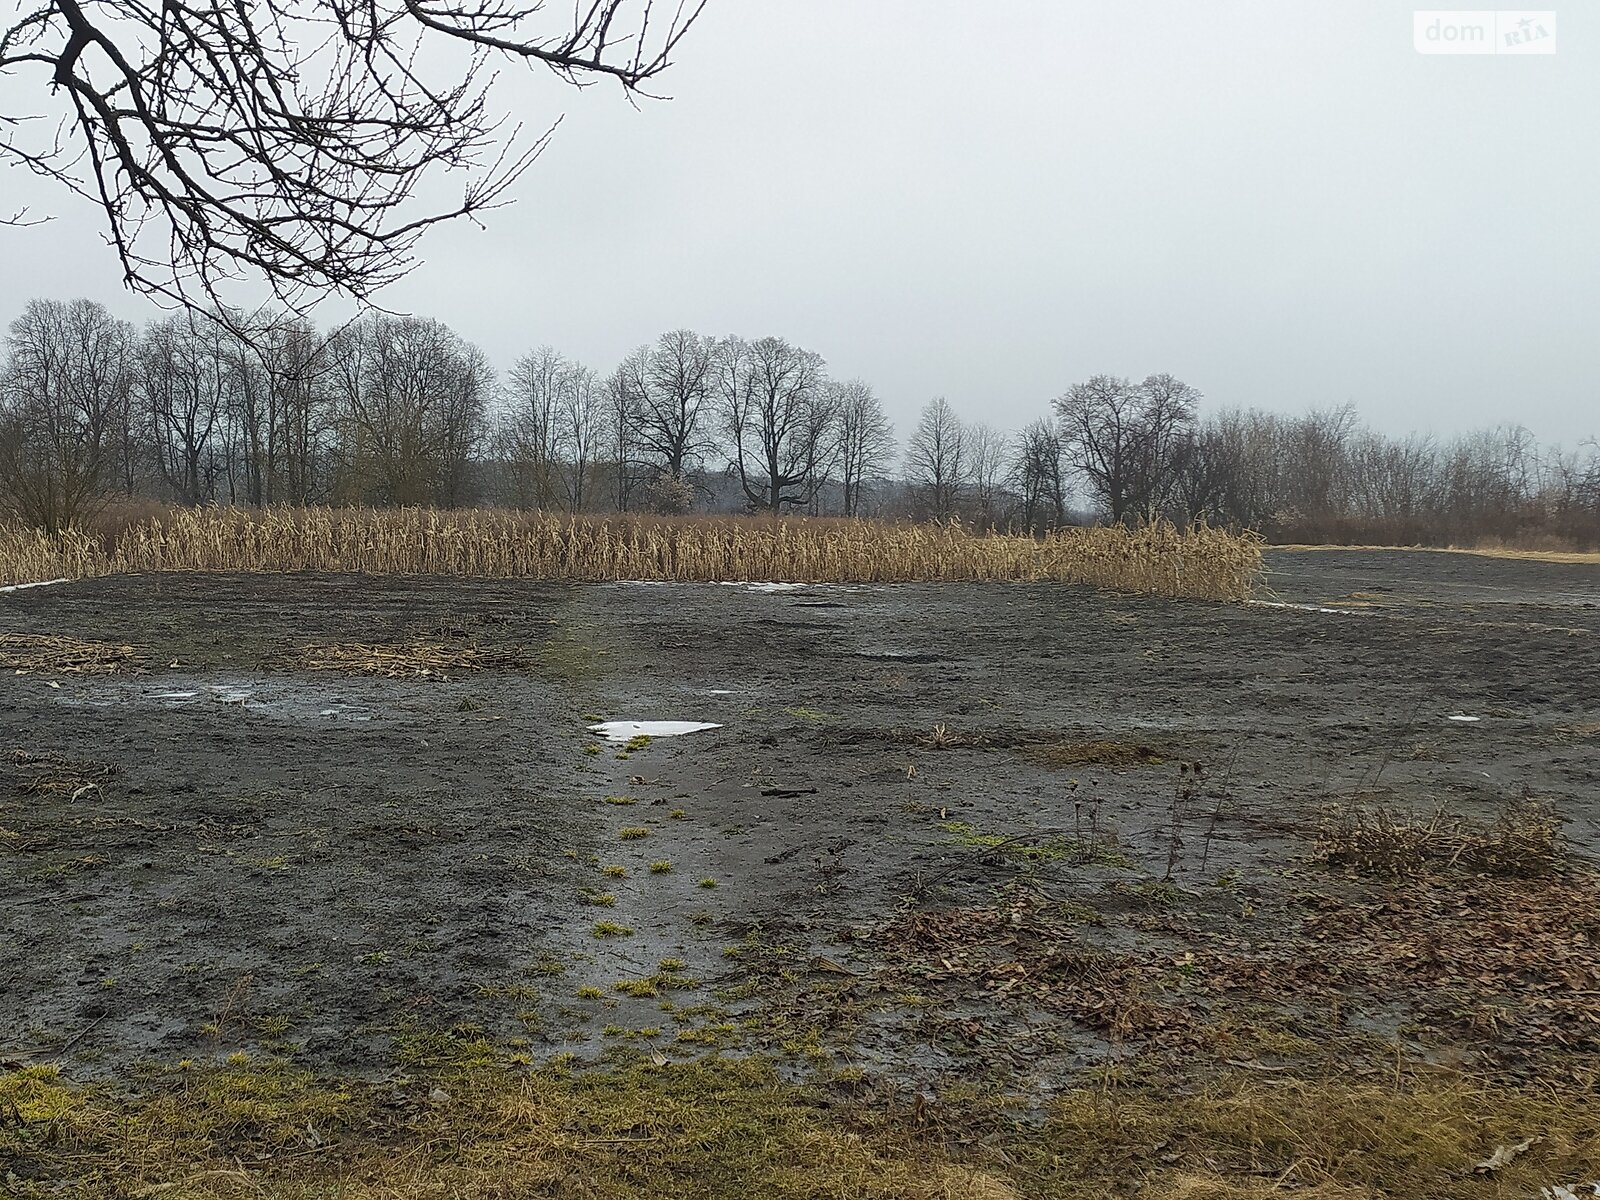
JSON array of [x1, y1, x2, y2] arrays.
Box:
[[0, 577, 70, 594], [588, 719, 721, 742], [319, 705, 374, 720], [154, 686, 253, 704], [1249, 599, 1373, 615]]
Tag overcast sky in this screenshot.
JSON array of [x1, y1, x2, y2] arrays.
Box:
[[2, 1, 1594, 444]]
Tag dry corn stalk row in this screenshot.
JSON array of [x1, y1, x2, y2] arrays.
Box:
[[0, 509, 1264, 602], [0, 526, 108, 587]]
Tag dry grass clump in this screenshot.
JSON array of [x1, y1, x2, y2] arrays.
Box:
[[0, 633, 138, 674], [1, 1057, 1594, 1200], [285, 641, 534, 679], [1314, 796, 1562, 878], [1, 508, 1263, 601]]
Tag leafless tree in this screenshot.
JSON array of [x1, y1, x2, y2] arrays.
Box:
[[718, 335, 833, 512], [502, 345, 571, 509], [830, 379, 895, 517], [904, 396, 967, 519], [1195, 408, 1284, 528], [330, 313, 490, 505], [1348, 430, 1440, 530], [613, 329, 717, 487], [1134, 374, 1202, 515], [966, 422, 1007, 528], [140, 311, 232, 504], [1277, 405, 1358, 525], [1054, 374, 1198, 522], [498, 351, 604, 511], [1544, 441, 1600, 543], [1, 0, 704, 310], [604, 364, 645, 512], [1011, 417, 1066, 532], [557, 363, 604, 513], [231, 311, 336, 505], [0, 297, 133, 529], [1054, 375, 1138, 522]]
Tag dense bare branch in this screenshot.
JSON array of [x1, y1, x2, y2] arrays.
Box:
[[0, 0, 704, 309]]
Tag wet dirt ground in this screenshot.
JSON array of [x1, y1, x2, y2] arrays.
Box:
[[2, 550, 1597, 1091]]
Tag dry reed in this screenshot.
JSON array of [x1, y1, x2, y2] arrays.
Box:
[[0, 507, 1263, 601]]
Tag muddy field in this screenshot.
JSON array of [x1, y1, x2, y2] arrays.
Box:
[[2, 549, 1598, 1095]]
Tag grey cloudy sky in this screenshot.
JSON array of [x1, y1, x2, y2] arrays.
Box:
[[2, 1, 1595, 444]]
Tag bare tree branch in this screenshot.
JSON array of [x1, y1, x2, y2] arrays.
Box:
[[0, 0, 705, 311]]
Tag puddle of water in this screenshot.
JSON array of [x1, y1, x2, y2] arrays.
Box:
[[588, 719, 722, 742], [0, 577, 70, 594]]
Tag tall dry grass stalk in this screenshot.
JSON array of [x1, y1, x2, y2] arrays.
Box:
[[0, 508, 1263, 601]]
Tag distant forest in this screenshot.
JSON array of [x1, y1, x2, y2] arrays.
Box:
[[2, 298, 1597, 547]]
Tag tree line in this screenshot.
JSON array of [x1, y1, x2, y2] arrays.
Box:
[[2, 298, 1597, 547]]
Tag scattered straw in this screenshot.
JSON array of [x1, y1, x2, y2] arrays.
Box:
[[7, 749, 116, 798], [0, 634, 138, 674], [285, 642, 535, 679]]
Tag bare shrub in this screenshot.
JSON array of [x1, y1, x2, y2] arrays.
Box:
[[642, 475, 695, 515]]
